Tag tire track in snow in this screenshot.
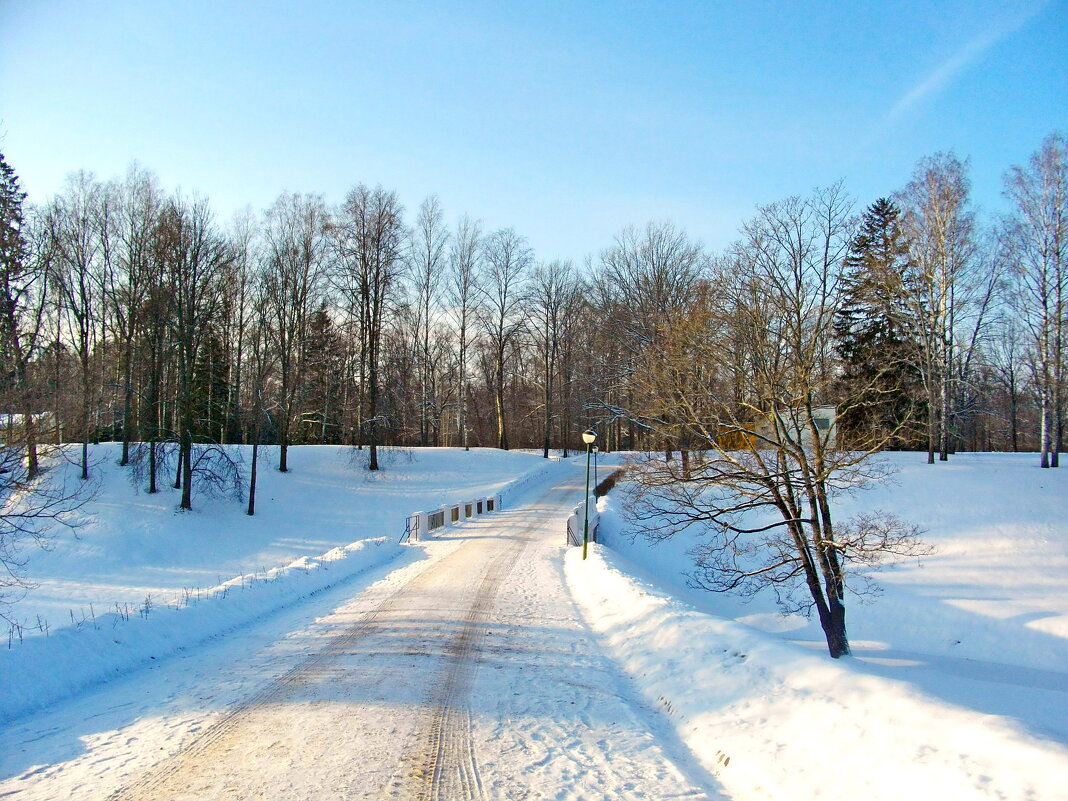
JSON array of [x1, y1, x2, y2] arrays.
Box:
[[101, 570, 418, 801], [395, 519, 531, 801], [103, 491, 547, 801]]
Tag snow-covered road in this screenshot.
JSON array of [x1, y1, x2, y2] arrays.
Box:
[[2, 471, 721, 800]]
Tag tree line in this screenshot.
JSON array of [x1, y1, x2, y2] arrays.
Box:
[[0, 133, 1063, 503], [612, 135, 1064, 658], [1, 132, 1063, 650]]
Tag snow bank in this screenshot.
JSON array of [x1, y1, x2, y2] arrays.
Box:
[[566, 544, 1068, 801], [1, 537, 401, 722], [597, 452, 1068, 674]]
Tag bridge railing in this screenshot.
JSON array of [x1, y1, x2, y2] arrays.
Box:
[[402, 493, 503, 543], [565, 494, 599, 547]]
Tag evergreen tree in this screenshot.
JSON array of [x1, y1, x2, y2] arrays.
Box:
[[834, 198, 923, 448], [0, 152, 25, 278], [0, 150, 47, 476], [191, 333, 230, 444], [301, 302, 344, 444]]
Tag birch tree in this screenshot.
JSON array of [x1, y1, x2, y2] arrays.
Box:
[[896, 154, 986, 463], [1003, 133, 1067, 468]]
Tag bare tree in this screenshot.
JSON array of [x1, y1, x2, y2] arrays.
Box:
[[155, 195, 235, 509], [1003, 133, 1067, 468], [599, 220, 706, 347], [245, 283, 276, 516], [597, 220, 706, 457], [46, 171, 103, 480], [222, 208, 259, 444], [896, 153, 993, 463], [0, 154, 96, 610], [448, 215, 481, 451], [624, 186, 927, 659], [985, 312, 1032, 452], [410, 195, 449, 446], [0, 443, 95, 619], [262, 192, 329, 472], [479, 227, 532, 450], [99, 164, 161, 465], [529, 259, 580, 458], [330, 185, 406, 470]]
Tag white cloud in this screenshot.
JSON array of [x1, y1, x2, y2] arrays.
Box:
[[884, 3, 1047, 126]]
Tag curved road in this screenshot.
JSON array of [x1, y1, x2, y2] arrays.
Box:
[[3, 471, 722, 800]]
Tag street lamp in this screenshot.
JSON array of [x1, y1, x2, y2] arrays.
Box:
[[582, 429, 597, 560]]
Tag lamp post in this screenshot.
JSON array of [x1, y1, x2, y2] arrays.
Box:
[[582, 429, 597, 560]]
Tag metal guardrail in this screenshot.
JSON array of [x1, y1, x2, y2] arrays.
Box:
[[566, 514, 598, 547], [566, 516, 582, 547], [565, 496, 599, 548], [400, 514, 418, 544], [402, 493, 503, 543], [401, 458, 564, 544]]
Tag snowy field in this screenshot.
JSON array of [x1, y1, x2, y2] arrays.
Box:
[[1, 444, 561, 721], [3, 446, 1067, 799], [575, 451, 1068, 799]]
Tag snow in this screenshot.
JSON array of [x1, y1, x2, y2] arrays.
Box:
[[573, 451, 1068, 799], [1, 444, 561, 722], [2, 447, 1067, 799], [1, 462, 716, 800]]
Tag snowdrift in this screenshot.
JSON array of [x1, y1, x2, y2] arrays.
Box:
[[567, 452, 1068, 800]]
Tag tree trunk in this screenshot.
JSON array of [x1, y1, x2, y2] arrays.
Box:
[[80, 362, 91, 480], [180, 434, 193, 510], [174, 444, 183, 490], [495, 348, 508, 450], [542, 366, 552, 459], [247, 439, 259, 516], [23, 408, 39, 478], [279, 361, 291, 472], [368, 349, 380, 471], [1040, 386, 1051, 468], [927, 387, 937, 464], [120, 341, 133, 466], [148, 437, 158, 494], [821, 596, 851, 658]]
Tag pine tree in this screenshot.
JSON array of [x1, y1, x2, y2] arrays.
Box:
[[301, 302, 344, 444], [0, 151, 45, 476], [191, 333, 230, 444], [834, 198, 923, 448]]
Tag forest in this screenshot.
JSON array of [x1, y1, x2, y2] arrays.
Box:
[[0, 132, 1064, 510]]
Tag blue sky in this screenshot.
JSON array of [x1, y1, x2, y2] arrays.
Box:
[[1, 1, 1064, 262]]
